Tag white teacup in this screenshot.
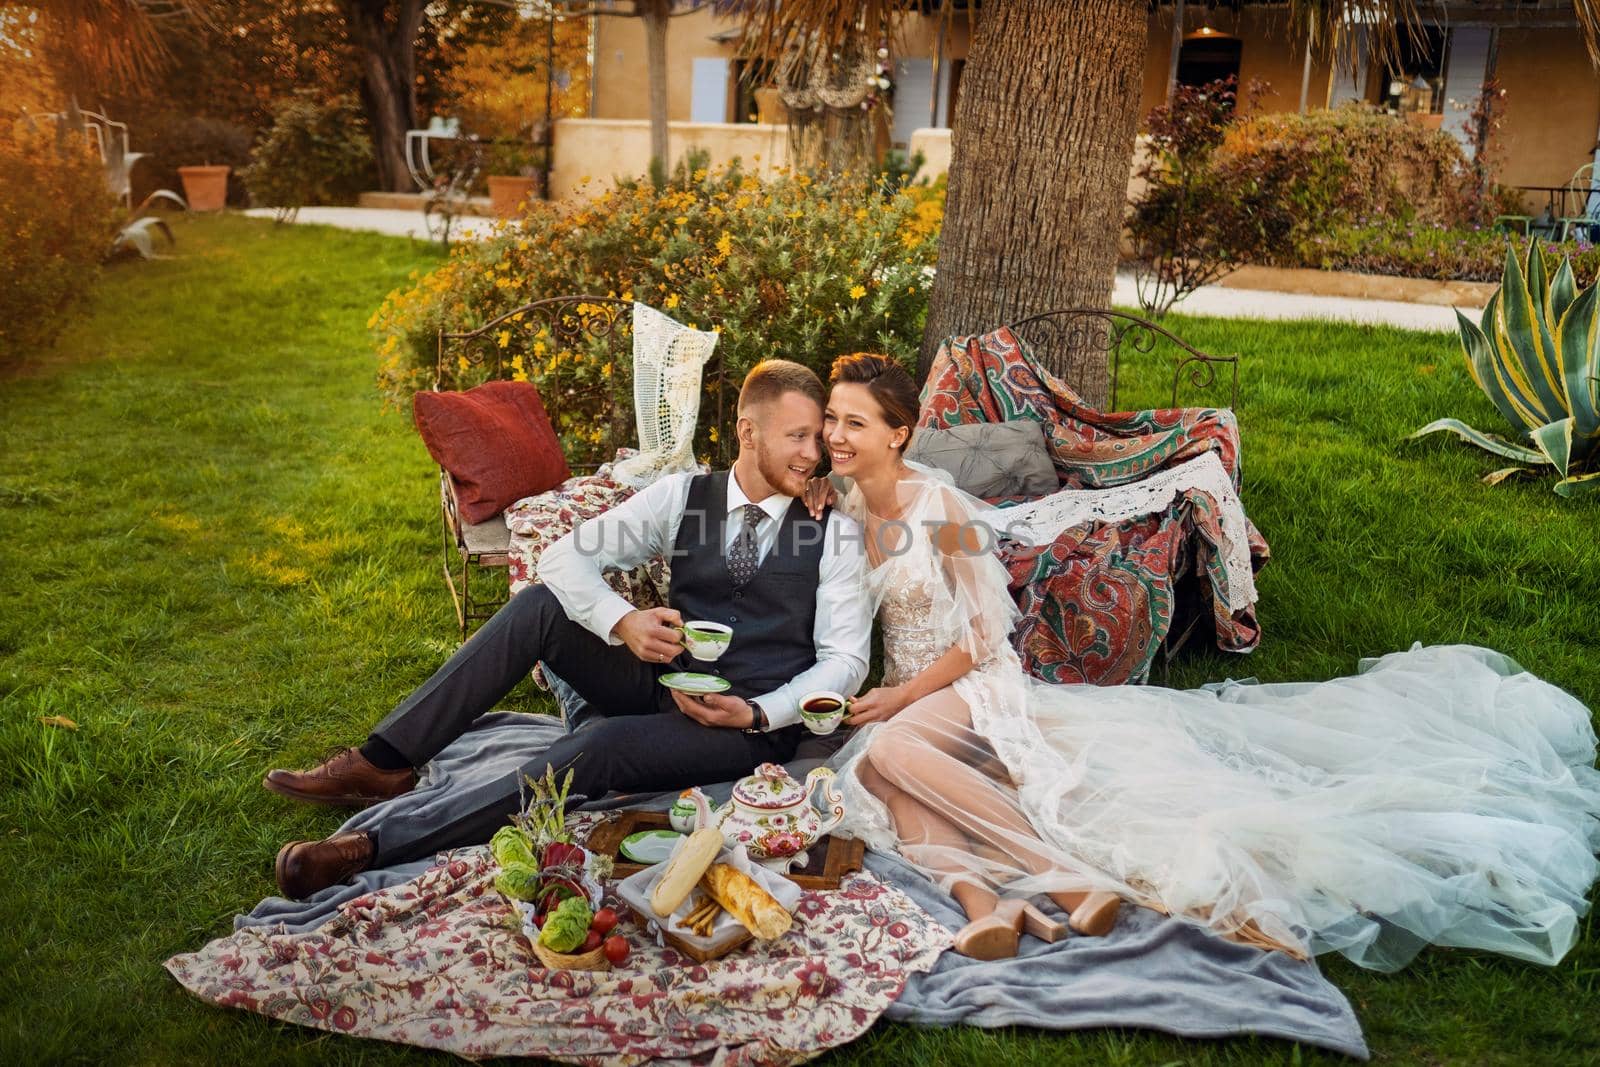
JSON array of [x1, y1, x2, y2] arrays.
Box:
[[798, 690, 849, 735], [679, 620, 733, 661]]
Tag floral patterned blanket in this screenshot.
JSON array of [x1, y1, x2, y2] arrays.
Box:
[[165, 831, 950, 1065], [504, 450, 672, 607], [920, 327, 1271, 684]]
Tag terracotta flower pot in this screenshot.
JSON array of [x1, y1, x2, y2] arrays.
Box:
[[489, 175, 541, 218], [178, 165, 231, 212]]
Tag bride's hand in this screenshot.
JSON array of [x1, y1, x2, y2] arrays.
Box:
[[802, 476, 837, 520], [844, 686, 908, 726]]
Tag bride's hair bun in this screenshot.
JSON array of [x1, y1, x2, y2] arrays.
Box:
[[829, 352, 918, 451]]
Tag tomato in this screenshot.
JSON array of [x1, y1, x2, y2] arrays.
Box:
[[602, 935, 629, 965], [591, 907, 620, 936], [581, 929, 603, 954]]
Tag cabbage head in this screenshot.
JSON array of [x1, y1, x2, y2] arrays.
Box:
[[490, 825, 536, 869], [538, 895, 593, 953], [494, 862, 541, 902]]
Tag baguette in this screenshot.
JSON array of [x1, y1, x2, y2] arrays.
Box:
[[699, 863, 793, 940], [650, 828, 724, 917]]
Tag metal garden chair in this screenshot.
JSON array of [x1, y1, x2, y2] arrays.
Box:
[[430, 297, 726, 635], [1557, 162, 1600, 243]]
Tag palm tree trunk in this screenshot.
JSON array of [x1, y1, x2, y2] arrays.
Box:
[[641, 0, 672, 173], [920, 0, 1148, 407]]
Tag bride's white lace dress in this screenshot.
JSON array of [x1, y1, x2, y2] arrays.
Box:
[[831, 467, 1600, 971]]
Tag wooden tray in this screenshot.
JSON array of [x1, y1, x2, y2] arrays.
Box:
[[620, 895, 753, 964], [587, 810, 864, 891]]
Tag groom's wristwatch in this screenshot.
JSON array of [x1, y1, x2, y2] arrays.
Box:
[[742, 698, 768, 734]]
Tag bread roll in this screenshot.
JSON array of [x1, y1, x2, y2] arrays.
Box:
[[650, 828, 723, 917], [699, 863, 793, 940]]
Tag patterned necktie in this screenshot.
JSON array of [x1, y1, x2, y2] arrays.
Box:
[[727, 504, 765, 587]]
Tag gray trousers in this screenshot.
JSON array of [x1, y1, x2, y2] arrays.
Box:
[[366, 584, 798, 865]]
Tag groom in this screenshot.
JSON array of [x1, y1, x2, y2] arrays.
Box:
[[266, 359, 870, 898]]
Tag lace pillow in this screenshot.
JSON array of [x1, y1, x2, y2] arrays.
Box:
[[905, 421, 1058, 500]]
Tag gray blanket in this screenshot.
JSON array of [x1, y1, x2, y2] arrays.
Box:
[[242, 713, 1368, 1059]]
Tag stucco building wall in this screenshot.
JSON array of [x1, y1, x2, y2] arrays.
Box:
[[1494, 28, 1600, 214], [591, 7, 733, 122], [550, 119, 790, 199], [577, 8, 1600, 212], [1139, 9, 1335, 117]]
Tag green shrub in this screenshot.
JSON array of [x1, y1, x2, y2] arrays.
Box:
[[1216, 104, 1473, 255], [240, 93, 374, 220], [0, 130, 121, 361], [1125, 101, 1521, 284], [133, 114, 254, 208], [1294, 220, 1600, 287], [1126, 77, 1267, 316], [483, 139, 546, 179], [371, 160, 938, 463]]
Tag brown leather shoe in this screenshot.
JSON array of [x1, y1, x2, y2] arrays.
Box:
[[275, 831, 375, 899], [263, 747, 416, 808]]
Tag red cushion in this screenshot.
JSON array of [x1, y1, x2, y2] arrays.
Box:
[[413, 381, 570, 524]]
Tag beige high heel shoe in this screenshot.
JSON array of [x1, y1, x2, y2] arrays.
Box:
[[1066, 891, 1121, 937], [1017, 900, 1067, 943], [954, 898, 1069, 958], [953, 898, 1025, 960]]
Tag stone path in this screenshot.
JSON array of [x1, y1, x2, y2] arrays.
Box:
[[246, 207, 1479, 333], [1109, 275, 1473, 333], [241, 206, 502, 243]]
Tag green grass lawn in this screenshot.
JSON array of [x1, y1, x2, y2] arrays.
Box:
[[2, 214, 1597, 1064]]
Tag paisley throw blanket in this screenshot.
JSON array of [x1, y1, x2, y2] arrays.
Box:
[[919, 327, 1271, 684], [165, 839, 949, 1065]]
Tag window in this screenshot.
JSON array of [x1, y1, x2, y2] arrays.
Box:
[[1177, 32, 1242, 89], [731, 58, 777, 124], [1377, 27, 1447, 116]]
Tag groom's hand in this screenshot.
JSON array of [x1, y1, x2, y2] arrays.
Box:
[[670, 690, 755, 730], [613, 607, 684, 664]]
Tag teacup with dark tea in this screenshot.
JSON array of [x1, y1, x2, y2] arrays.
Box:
[[798, 690, 849, 735], [678, 620, 733, 661]]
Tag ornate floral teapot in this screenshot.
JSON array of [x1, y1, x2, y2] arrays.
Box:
[[708, 763, 846, 867]]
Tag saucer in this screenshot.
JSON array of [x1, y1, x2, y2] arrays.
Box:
[[619, 829, 684, 863], [659, 672, 732, 694]]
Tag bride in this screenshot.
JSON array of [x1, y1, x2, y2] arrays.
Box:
[[808, 352, 1600, 970]]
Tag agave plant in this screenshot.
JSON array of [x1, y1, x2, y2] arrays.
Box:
[[1413, 241, 1600, 495], [108, 215, 175, 261]]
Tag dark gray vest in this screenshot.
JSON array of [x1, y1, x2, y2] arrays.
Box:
[[667, 472, 828, 698]]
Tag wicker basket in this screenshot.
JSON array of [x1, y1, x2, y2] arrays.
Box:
[[531, 937, 611, 972]]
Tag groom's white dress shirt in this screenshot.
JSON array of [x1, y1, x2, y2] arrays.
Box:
[[537, 469, 870, 730]]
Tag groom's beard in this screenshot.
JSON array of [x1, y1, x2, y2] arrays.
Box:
[[755, 437, 814, 498]]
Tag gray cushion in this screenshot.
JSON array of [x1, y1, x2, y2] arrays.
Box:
[[906, 420, 1058, 499]]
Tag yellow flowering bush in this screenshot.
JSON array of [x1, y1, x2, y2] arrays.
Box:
[[371, 160, 941, 464], [899, 174, 946, 251]]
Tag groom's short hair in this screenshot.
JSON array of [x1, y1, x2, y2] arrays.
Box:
[[738, 359, 825, 417]]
